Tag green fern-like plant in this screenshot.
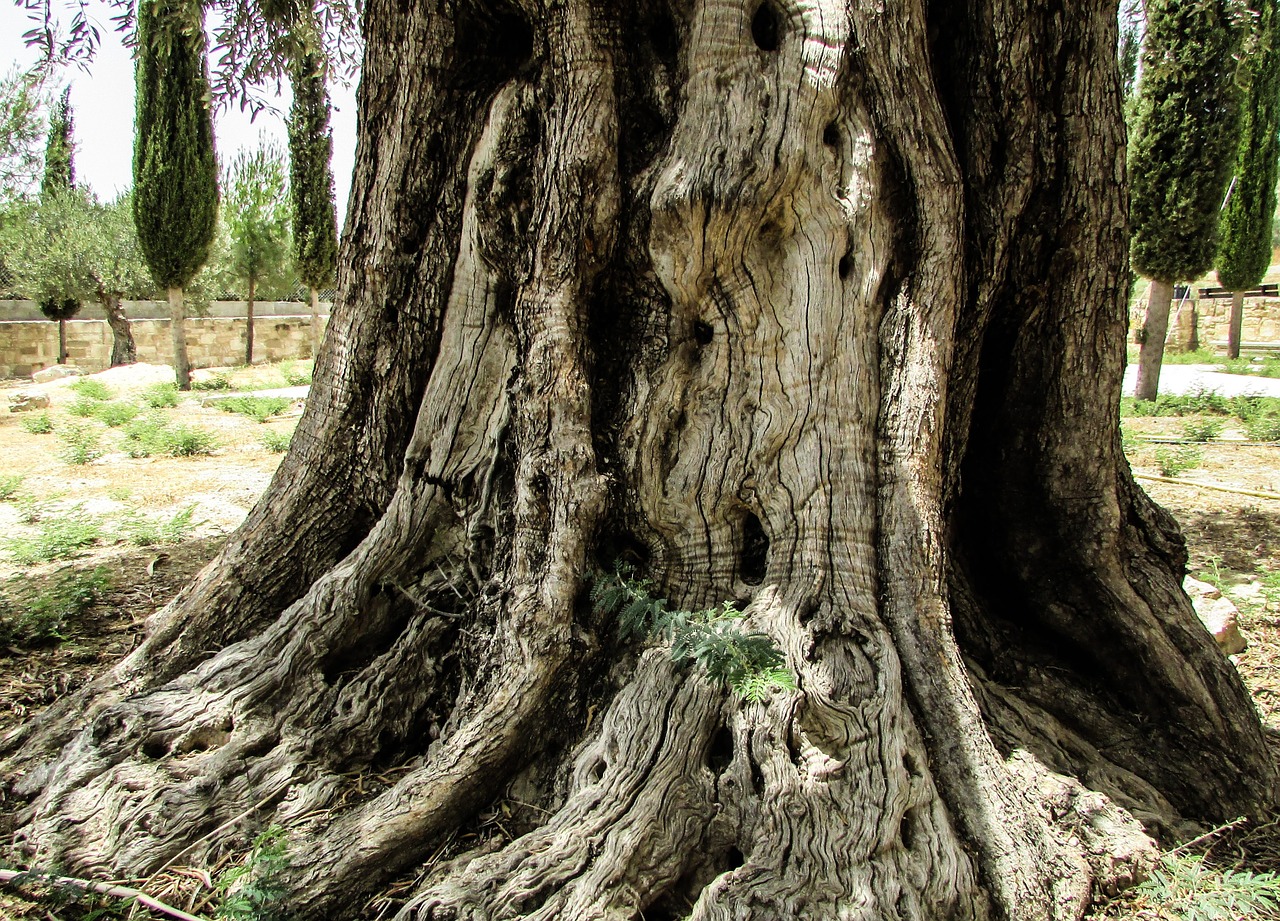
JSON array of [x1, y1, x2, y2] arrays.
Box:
[[216, 825, 291, 921], [592, 565, 795, 700], [1135, 853, 1280, 921]]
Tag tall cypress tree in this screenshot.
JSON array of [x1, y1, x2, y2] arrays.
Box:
[[39, 86, 79, 363], [132, 0, 219, 390], [287, 45, 339, 359], [1130, 0, 1244, 400], [1216, 0, 1280, 358]]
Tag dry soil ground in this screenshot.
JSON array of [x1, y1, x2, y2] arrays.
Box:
[[0, 362, 1278, 919]]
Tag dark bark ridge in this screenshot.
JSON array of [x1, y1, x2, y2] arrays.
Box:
[[4, 2, 1275, 920]]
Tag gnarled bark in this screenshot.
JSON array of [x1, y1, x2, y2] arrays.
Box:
[[102, 294, 137, 366], [4, 1, 1274, 920]]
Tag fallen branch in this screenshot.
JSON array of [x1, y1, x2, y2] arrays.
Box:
[[1133, 474, 1280, 501], [0, 868, 208, 921]]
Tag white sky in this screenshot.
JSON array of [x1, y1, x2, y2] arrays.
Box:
[[1, 2, 358, 220]]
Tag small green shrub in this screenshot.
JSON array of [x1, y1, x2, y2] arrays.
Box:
[[1154, 445, 1203, 477], [57, 424, 103, 465], [0, 475, 23, 500], [217, 826, 291, 921], [193, 372, 233, 391], [278, 360, 312, 386], [592, 565, 795, 701], [20, 412, 53, 434], [1134, 853, 1280, 921], [162, 424, 219, 457], [121, 505, 197, 546], [140, 382, 180, 408], [66, 397, 98, 417], [5, 512, 102, 564], [260, 430, 292, 453], [1162, 348, 1219, 364], [122, 413, 169, 458], [91, 400, 141, 427], [68, 378, 113, 401], [0, 566, 110, 647], [1181, 418, 1224, 442], [1246, 413, 1280, 442], [218, 396, 292, 423]]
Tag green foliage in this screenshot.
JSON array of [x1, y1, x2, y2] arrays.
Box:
[[1217, 0, 1280, 292], [121, 504, 196, 546], [5, 511, 102, 563], [0, 189, 96, 316], [259, 429, 292, 452], [193, 371, 233, 391], [132, 0, 219, 290], [1119, 389, 1276, 418], [122, 413, 218, 457], [0, 474, 24, 499], [1219, 354, 1280, 377], [218, 395, 292, 422], [0, 66, 47, 203], [91, 401, 142, 428], [216, 825, 292, 921], [1154, 445, 1204, 477], [592, 565, 795, 701], [162, 423, 219, 456], [140, 382, 180, 407], [1161, 347, 1221, 364], [20, 411, 53, 433], [1135, 853, 1280, 920], [288, 48, 339, 292], [224, 138, 292, 302], [57, 423, 103, 465], [1245, 411, 1280, 441], [67, 397, 98, 417], [0, 566, 109, 647], [69, 378, 113, 401], [41, 86, 74, 198], [278, 360, 312, 386], [1129, 0, 1245, 282], [1181, 418, 1225, 441]]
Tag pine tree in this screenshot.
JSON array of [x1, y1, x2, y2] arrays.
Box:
[[1216, 0, 1280, 358], [38, 86, 79, 363], [287, 45, 338, 359], [1129, 0, 1244, 399], [132, 0, 219, 389]]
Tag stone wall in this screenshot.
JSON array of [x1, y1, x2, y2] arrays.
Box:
[[1190, 297, 1280, 346], [0, 313, 328, 379]]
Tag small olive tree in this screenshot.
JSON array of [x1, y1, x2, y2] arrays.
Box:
[[225, 140, 291, 364]]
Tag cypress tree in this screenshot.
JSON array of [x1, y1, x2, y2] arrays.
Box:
[[1216, 0, 1280, 358], [1129, 0, 1244, 400], [287, 45, 339, 359], [39, 86, 79, 363], [132, 0, 219, 390]]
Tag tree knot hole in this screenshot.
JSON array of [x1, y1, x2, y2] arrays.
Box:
[[693, 319, 714, 346], [838, 251, 853, 280], [822, 121, 840, 148], [740, 512, 769, 585], [750, 1, 782, 52], [708, 725, 734, 774]]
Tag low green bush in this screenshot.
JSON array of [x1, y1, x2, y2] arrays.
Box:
[[260, 430, 292, 453], [19, 412, 53, 434], [140, 382, 180, 408], [1246, 413, 1280, 442], [57, 424, 103, 465], [68, 378, 113, 401], [0, 475, 23, 501], [91, 401, 142, 427], [0, 566, 110, 647], [278, 360, 313, 387], [193, 372, 233, 391], [218, 396, 293, 423], [121, 505, 197, 546], [164, 424, 220, 457], [1181, 418, 1224, 442], [1134, 853, 1280, 921], [1154, 445, 1203, 478], [5, 512, 102, 564]]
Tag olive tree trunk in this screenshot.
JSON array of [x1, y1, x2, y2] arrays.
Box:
[[246, 276, 256, 366], [5, 2, 1274, 920], [102, 294, 137, 367]]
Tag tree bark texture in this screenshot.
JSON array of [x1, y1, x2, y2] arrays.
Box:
[[168, 285, 191, 390], [1135, 279, 1173, 400], [1228, 290, 1245, 358], [103, 295, 138, 367], [5, 2, 1275, 920]]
